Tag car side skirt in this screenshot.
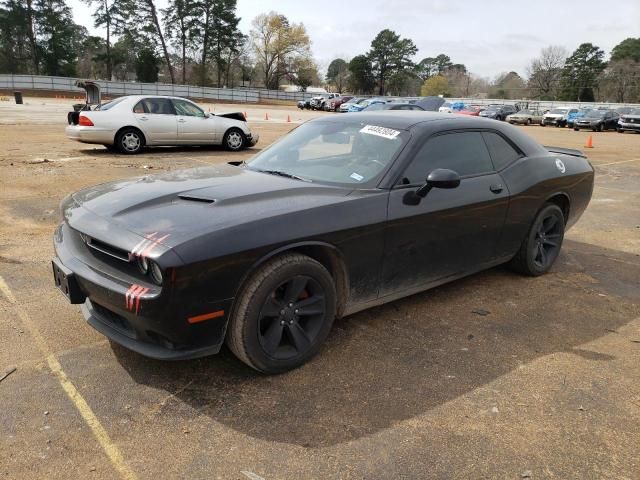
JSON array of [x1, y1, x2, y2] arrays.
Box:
[[342, 255, 512, 317]]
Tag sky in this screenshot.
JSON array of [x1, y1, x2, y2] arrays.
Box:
[[68, 0, 640, 79]]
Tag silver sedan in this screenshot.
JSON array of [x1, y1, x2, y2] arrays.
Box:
[[66, 95, 258, 154]]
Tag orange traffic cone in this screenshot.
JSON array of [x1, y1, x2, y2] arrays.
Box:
[[287, 115, 291, 123], [585, 135, 594, 148], [265, 112, 269, 120]]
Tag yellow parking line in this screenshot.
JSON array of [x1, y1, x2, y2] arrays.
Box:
[[595, 158, 640, 167], [0, 275, 138, 480]]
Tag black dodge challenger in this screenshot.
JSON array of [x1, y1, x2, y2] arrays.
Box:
[[53, 112, 594, 373]]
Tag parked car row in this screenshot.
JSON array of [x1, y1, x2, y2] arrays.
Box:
[[299, 93, 640, 134]]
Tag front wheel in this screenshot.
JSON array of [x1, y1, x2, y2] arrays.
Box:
[[223, 128, 246, 151], [226, 253, 337, 374], [509, 203, 565, 276]]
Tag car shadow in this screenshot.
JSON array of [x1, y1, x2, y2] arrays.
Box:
[[112, 239, 640, 448], [77, 145, 263, 158]]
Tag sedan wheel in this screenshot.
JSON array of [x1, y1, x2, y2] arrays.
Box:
[[116, 128, 144, 154], [223, 128, 246, 151], [509, 203, 565, 276], [226, 253, 336, 373]]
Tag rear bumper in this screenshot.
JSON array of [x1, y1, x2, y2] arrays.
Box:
[[65, 125, 115, 145]]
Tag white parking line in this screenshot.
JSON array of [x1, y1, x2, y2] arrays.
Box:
[[0, 275, 138, 480], [595, 158, 640, 167]]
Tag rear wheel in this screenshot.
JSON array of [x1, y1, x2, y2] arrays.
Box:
[[115, 128, 144, 154], [509, 203, 565, 276], [226, 253, 337, 374], [223, 128, 246, 151]]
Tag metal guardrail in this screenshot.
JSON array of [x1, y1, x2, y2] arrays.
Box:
[[0, 74, 261, 103], [2, 75, 638, 110]]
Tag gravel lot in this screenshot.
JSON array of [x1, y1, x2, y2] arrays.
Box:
[[1, 97, 639, 479]]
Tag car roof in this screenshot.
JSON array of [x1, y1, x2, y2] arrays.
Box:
[[314, 112, 548, 156]]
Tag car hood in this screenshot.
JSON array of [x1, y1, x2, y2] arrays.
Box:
[[544, 113, 566, 118], [620, 114, 640, 120], [70, 164, 353, 249]]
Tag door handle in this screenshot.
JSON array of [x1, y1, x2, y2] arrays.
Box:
[[178, 119, 186, 123], [139, 116, 148, 121], [490, 184, 504, 193]]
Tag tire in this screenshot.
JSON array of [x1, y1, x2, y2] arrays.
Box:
[[574, 128, 579, 131], [509, 203, 565, 277], [618, 129, 624, 133], [540, 122, 546, 127], [598, 124, 604, 132], [115, 128, 144, 154], [226, 253, 337, 374], [223, 128, 246, 151]]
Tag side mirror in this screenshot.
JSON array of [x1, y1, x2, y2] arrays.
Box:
[[403, 168, 461, 205]]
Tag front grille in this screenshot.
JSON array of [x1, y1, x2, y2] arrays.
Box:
[[80, 234, 129, 262]]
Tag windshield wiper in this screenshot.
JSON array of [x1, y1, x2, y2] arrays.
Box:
[[254, 169, 311, 182]]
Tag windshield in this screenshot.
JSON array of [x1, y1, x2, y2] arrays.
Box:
[[364, 103, 386, 111], [486, 105, 500, 111], [518, 110, 533, 115], [246, 121, 408, 187], [628, 108, 640, 115], [549, 108, 568, 114], [584, 110, 606, 119]]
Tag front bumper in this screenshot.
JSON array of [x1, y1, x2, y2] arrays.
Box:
[[65, 125, 115, 145], [618, 121, 640, 132], [574, 122, 599, 129], [247, 131, 259, 146], [53, 221, 232, 360], [542, 117, 564, 125]]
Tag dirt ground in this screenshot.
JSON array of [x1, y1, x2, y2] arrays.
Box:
[[0, 97, 639, 480]]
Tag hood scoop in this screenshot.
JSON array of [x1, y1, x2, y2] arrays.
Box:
[[178, 193, 216, 204]]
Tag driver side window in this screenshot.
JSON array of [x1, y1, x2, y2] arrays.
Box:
[[172, 99, 205, 117], [400, 131, 493, 185]]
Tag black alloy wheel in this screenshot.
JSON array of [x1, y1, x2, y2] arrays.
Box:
[[530, 210, 563, 271], [226, 253, 337, 374], [257, 275, 327, 360], [509, 203, 565, 276]]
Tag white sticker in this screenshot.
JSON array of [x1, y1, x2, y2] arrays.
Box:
[[359, 125, 401, 140], [350, 172, 364, 182], [555, 158, 566, 173]]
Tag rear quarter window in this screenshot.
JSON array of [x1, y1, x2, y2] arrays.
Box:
[[482, 132, 523, 170]]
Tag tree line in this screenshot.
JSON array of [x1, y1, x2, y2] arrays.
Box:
[[0, 3, 319, 89], [328, 32, 640, 103], [1, 1, 639, 102]]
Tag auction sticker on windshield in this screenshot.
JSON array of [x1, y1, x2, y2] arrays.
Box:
[[360, 125, 401, 140]]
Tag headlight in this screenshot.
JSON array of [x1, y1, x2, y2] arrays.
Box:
[[150, 261, 163, 285], [60, 194, 79, 221], [137, 256, 149, 274]]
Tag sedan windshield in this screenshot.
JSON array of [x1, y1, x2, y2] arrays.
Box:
[[629, 108, 640, 115], [584, 111, 606, 119], [363, 103, 386, 111], [246, 121, 408, 186], [549, 109, 568, 114]]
